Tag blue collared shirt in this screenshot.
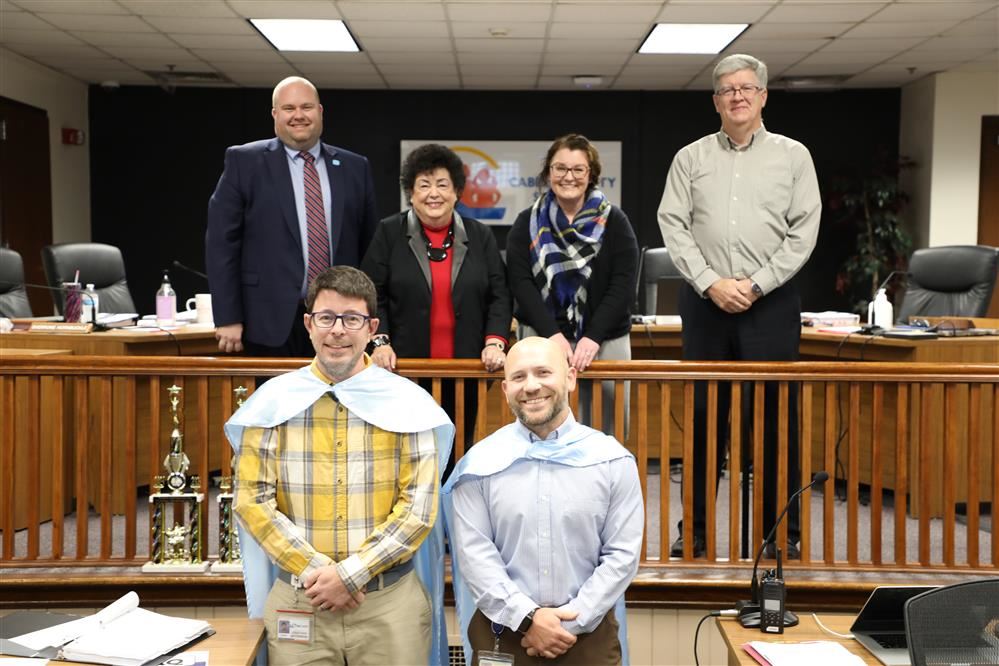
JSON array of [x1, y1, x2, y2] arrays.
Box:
[[283, 141, 333, 297], [449, 413, 644, 635]]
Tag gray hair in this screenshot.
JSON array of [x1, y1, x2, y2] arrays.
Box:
[[712, 54, 768, 91], [272, 76, 319, 108]]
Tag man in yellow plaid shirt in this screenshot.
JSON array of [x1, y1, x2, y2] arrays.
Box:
[[229, 266, 454, 665]]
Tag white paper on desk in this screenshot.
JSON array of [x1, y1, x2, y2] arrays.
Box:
[[744, 640, 866, 666], [10, 592, 137, 650]]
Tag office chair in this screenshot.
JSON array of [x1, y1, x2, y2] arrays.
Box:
[[637, 246, 683, 315], [896, 245, 998, 322], [904, 578, 999, 666], [0, 247, 33, 318], [41, 242, 137, 315]]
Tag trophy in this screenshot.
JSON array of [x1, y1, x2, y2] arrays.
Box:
[[143, 385, 210, 572], [212, 385, 247, 573]]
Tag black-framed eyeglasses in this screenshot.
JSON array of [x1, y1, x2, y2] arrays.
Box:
[[715, 84, 764, 98], [308, 311, 371, 330], [550, 164, 589, 179]]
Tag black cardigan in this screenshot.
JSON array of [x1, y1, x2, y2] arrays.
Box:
[[506, 204, 639, 344], [361, 211, 512, 359]]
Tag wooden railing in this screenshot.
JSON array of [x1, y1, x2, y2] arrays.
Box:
[[2, 356, 996, 580]]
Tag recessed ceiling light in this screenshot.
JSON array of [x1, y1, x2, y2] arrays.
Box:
[[250, 19, 360, 52], [638, 23, 748, 55]]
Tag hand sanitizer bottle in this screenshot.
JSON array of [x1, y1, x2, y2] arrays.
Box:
[[156, 271, 176, 326], [81, 283, 99, 324], [867, 288, 893, 329]]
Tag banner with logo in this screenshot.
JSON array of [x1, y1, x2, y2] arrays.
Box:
[[399, 140, 623, 226]]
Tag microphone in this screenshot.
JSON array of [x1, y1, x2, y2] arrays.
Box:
[[736, 470, 829, 629], [874, 270, 908, 295], [172, 260, 208, 281]]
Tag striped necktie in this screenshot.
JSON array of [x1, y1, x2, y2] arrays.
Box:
[[300, 151, 330, 284]]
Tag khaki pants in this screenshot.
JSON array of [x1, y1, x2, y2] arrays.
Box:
[[468, 609, 621, 666], [263, 570, 431, 665]]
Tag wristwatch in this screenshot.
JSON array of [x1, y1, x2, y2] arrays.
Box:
[[751, 282, 763, 297], [517, 607, 539, 634], [485, 340, 506, 352], [371, 335, 392, 348]]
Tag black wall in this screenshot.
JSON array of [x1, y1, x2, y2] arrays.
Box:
[[89, 85, 900, 314]]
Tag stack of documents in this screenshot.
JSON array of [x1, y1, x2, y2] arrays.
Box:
[[6, 592, 212, 666], [801, 311, 861, 327], [743, 640, 867, 666]]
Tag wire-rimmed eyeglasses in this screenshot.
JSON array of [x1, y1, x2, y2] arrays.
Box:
[[715, 84, 764, 99], [308, 311, 371, 330]]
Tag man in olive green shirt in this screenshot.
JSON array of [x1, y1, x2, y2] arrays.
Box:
[[657, 53, 821, 559]]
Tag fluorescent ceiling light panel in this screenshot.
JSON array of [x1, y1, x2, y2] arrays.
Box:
[[250, 19, 360, 52], [639, 23, 748, 55]]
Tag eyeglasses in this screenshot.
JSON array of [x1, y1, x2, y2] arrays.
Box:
[[715, 84, 764, 99], [308, 311, 371, 330], [550, 164, 589, 179]]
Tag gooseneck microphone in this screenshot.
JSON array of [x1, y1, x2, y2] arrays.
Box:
[[172, 260, 208, 281], [736, 470, 829, 629], [874, 270, 908, 296]]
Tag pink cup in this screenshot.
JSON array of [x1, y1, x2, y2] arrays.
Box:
[[63, 282, 82, 322]]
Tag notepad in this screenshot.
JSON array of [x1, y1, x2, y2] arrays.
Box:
[[743, 640, 866, 666]]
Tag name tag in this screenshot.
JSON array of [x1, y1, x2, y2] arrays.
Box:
[[276, 609, 313, 643]]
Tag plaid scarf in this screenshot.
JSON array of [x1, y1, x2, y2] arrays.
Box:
[[528, 188, 610, 339]]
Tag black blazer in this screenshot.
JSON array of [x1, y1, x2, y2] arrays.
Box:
[[206, 138, 378, 347], [506, 203, 638, 343], [361, 211, 512, 359]]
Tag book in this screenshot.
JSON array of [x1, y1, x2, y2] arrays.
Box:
[[9, 592, 212, 666]]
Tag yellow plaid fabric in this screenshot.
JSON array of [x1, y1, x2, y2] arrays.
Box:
[[233, 361, 439, 593]]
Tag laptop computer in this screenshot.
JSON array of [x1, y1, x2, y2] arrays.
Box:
[[851, 586, 937, 666]]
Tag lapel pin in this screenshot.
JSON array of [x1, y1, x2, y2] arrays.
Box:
[[331, 159, 341, 166]]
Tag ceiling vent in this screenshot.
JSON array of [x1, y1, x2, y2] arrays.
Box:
[[143, 69, 235, 89]]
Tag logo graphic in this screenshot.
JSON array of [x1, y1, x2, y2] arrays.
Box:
[[452, 145, 506, 220]]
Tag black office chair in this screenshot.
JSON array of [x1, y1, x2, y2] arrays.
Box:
[[637, 246, 683, 315], [904, 578, 999, 666], [896, 245, 999, 322], [41, 242, 137, 315], [0, 247, 33, 318]]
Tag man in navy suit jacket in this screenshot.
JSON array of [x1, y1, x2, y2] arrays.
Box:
[[206, 76, 378, 356]]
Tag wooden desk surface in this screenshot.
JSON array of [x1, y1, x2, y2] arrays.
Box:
[[0, 347, 73, 356], [1, 325, 219, 356], [0, 618, 264, 666], [716, 614, 877, 665]]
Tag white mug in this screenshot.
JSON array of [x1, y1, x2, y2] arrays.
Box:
[[185, 293, 213, 324]]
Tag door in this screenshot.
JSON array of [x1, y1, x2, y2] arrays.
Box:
[[0, 95, 53, 316], [979, 115, 999, 317]]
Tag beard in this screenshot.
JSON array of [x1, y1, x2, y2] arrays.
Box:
[[316, 346, 365, 383], [509, 392, 568, 430]]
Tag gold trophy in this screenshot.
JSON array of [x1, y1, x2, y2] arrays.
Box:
[[143, 385, 210, 572], [212, 385, 247, 573]]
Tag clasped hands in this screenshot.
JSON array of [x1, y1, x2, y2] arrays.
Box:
[[521, 607, 579, 660], [706, 278, 760, 314], [301, 565, 365, 612]]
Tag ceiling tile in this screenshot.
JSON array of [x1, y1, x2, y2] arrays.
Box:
[[453, 37, 544, 52], [869, 2, 996, 22], [359, 36, 454, 51], [889, 48, 992, 64], [450, 21, 547, 39], [75, 32, 178, 48], [780, 61, 871, 76], [0, 27, 84, 45], [544, 51, 630, 66], [142, 17, 256, 35], [193, 48, 287, 63], [628, 53, 717, 67], [227, 0, 343, 19], [552, 3, 660, 23], [309, 75, 386, 89], [283, 51, 373, 64], [2, 42, 105, 59], [169, 34, 267, 49], [370, 51, 456, 64], [821, 36, 926, 52], [656, 3, 773, 22], [549, 22, 648, 39], [460, 63, 539, 76], [541, 64, 623, 76], [546, 38, 635, 53], [350, 19, 449, 38], [842, 20, 959, 38], [116, 1, 237, 18], [378, 62, 458, 75], [337, 2, 445, 21], [126, 55, 207, 68], [0, 10, 55, 29], [765, 3, 882, 22], [212, 60, 298, 74], [727, 38, 833, 53], [464, 81, 536, 90], [38, 13, 155, 31], [456, 51, 541, 64], [797, 50, 896, 65], [943, 12, 998, 37], [16, 0, 129, 14], [383, 74, 461, 87], [951, 58, 999, 72], [911, 36, 998, 51], [99, 45, 202, 60], [743, 22, 855, 39], [31, 54, 119, 68], [447, 3, 552, 22]]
